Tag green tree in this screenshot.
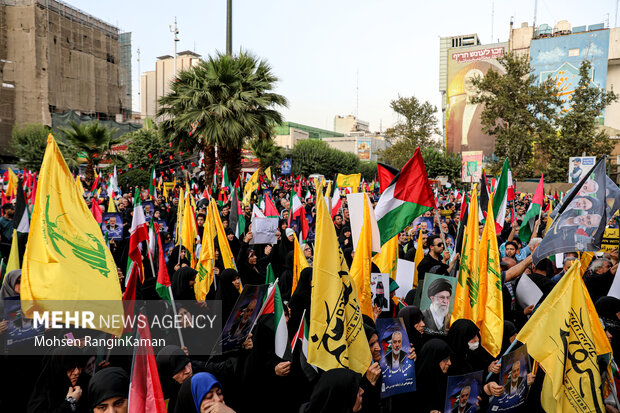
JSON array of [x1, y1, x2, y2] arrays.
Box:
[[420, 147, 462, 181], [10, 123, 50, 172], [157, 52, 287, 185], [384, 95, 441, 148], [59, 121, 124, 186], [290, 139, 362, 178], [358, 161, 378, 181], [249, 137, 284, 171], [124, 127, 173, 170], [470, 52, 561, 178], [541, 60, 618, 181]]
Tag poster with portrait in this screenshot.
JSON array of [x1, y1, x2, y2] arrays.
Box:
[[488, 345, 530, 412], [156, 219, 168, 233], [568, 156, 596, 183], [444, 370, 483, 413], [413, 216, 434, 234], [221, 284, 269, 352], [281, 159, 292, 175], [376, 318, 416, 398], [142, 201, 155, 221], [357, 138, 371, 160], [370, 273, 390, 312], [3, 296, 44, 347], [101, 213, 124, 240], [418, 274, 456, 336]]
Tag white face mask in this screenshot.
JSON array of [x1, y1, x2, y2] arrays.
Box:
[[468, 341, 479, 351]]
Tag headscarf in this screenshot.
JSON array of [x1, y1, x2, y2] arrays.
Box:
[[191, 373, 222, 413], [0, 269, 21, 298], [288, 267, 312, 336], [167, 246, 191, 276], [215, 268, 241, 322], [416, 339, 453, 412], [596, 296, 620, 356], [501, 321, 518, 354], [398, 306, 424, 351], [446, 318, 481, 375], [171, 267, 198, 301], [88, 367, 129, 409], [156, 345, 191, 398], [300, 368, 361, 413]]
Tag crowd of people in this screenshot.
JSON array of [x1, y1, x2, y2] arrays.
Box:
[[0, 174, 619, 413]]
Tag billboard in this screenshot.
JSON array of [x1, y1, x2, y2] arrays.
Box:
[[461, 150, 483, 183], [568, 156, 596, 183], [357, 138, 371, 160], [446, 43, 508, 156], [530, 30, 610, 118]]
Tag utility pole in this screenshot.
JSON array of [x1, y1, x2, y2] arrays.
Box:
[[170, 17, 179, 78], [226, 0, 232, 55]]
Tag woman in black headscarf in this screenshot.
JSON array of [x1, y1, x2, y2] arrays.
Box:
[[225, 228, 240, 260], [156, 345, 192, 412], [167, 246, 191, 276], [171, 267, 198, 301], [339, 226, 353, 250], [87, 367, 128, 412], [27, 347, 90, 413], [215, 269, 241, 323], [415, 339, 453, 412], [398, 306, 425, 353], [300, 368, 363, 413], [446, 319, 490, 375], [279, 250, 295, 301], [596, 296, 620, 357], [501, 321, 518, 355], [288, 267, 312, 337]]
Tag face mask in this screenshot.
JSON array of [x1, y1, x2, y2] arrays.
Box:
[[468, 341, 479, 351]]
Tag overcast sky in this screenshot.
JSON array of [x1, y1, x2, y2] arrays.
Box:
[[71, 0, 617, 132]]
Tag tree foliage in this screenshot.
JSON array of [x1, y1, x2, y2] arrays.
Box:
[[540, 60, 618, 181], [10, 123, 50, 172], [470, 52, 560, 178], [378, 141, 461, 181], [124, 127, 173, 170], [290, 139, 363, 178], [249, 137, 284, 171], [384, 95, 441, 148]]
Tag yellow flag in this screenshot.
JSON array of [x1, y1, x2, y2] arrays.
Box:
[[6, 168, 18, 198], [75, 175, 85, 195], [413, 230, 425, 288], [349, 194, 374, 319], [308, 187, 372, 374], [107, 197, 117, 213], [372, 234, 399, 281], [291, 235, 309, 295], [6, 229, 20, 273], [176, 187, 185, 246], [336, 173, 361, 192], [181, 191, 198, 268], [195, 200, 215, 301], [243, 169, 260, 203], [580, 251, 594, 277], [477, 193, 503, 357], [516, 260, 612, 412], [451, 184, 480, 325], [264, 166, 272, 182], [211, 201, 236, 270], [21, 134, 123, 337]]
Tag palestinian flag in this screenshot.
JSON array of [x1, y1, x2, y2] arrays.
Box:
[[519, 174, 544, 243], [264, 194, 279, 218], [261, 281, 291, 360], [375, 148, 434, 245], [492, 159, 514, 232], [14, 178, 29, 233], [229, 185, 245, 238], [154, 224, 171, 301], [377, 162, 399, 194]]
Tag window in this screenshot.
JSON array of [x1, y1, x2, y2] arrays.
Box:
[[568, 48, 579, 57]]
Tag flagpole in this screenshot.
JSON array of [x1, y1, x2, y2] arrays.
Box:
[[167, 285, 186, 348], [485, 339, 518, 381]]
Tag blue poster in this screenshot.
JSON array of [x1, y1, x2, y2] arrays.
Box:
[[444, 371, 483, 413], [280, 159, 292, 175], [530, 30, 610, 119], [488, 345, 530, 412], [3, 297, 44, 347], [101, 213, 124, 240], [376, 318, 416, 398]]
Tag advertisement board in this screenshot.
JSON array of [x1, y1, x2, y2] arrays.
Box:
[[357, 138, 371, 160], [461, 150, 483, 183], [446, 43, 508, 156], [568, 156, 596, 183]]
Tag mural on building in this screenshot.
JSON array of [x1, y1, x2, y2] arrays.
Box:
[[530, 30, 610, 118], [357, 138, 371, 160], [446, 43, 508, 157]]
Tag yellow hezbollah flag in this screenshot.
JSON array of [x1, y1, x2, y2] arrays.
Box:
[[308, 187, 372, 374], [6, 168, 18, 198], [516, 260, 612, 412], [6, 229, 20, 273], [211, 201, 236, 270], [195, 200, 215, 301], [21, 135, 123, 337], [349, 194, 374, 319], [264, 166, 272, 182], [243, 169, 260, 203], [451, 184, 480, 325], [336, 173, 361, 192], [181, 191, 198, 268], [372, 234, 398, 281], [413, 230, 425, 288], [291, 235, 309, 295], [476, 193, 503, 357], [107, 197, 117, 213], [75, 175, 85, 195], [580, 251, 594, 277]]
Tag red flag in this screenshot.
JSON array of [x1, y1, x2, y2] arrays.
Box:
[[155, 225, 171, 290], [90, 172, 100, 192], [377, 162, 399, 193], [29, 176, 37, 205], [91, 198, 103, 224], [128, 315, 167, 413], [1, 191, 7, 206], [300, 208, 309, 240], [264, 194, 279, 217]]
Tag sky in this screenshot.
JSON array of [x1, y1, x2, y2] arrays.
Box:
[[70, 0, 618, 132]]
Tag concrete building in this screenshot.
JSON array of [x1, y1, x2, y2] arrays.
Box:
[[0, 0, 131, 152], [140, 50, 201, 119], [333, 114, 369, 134], [274, 126, 309, 149], [323, 133, 387, 162]]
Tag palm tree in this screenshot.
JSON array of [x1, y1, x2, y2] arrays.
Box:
[[249, 136, 284, 171], [59, 121, 124, 186], [157, 51, 287, 185]]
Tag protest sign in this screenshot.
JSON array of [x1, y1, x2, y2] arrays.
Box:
[[376, 318, 416, 398], [488, 345, 530, 412], [370, 273, 390, 312], [444, 371, 483, 413], [250, 217, 279, 245], [221, 284, 269, 352]]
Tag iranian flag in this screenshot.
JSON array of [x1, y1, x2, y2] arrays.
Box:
[[519, 174, 544, 243], [129, 188, 149, 279], [154, 223, 171, 301], [331, 187, 342, 218], [261, 282, 291, 359], [492, 159, 515, 232], [221, 164, 230, 189], [148, 165, 157, 199], [375, 148, 434, 245], [290, 190, 303, 217]]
